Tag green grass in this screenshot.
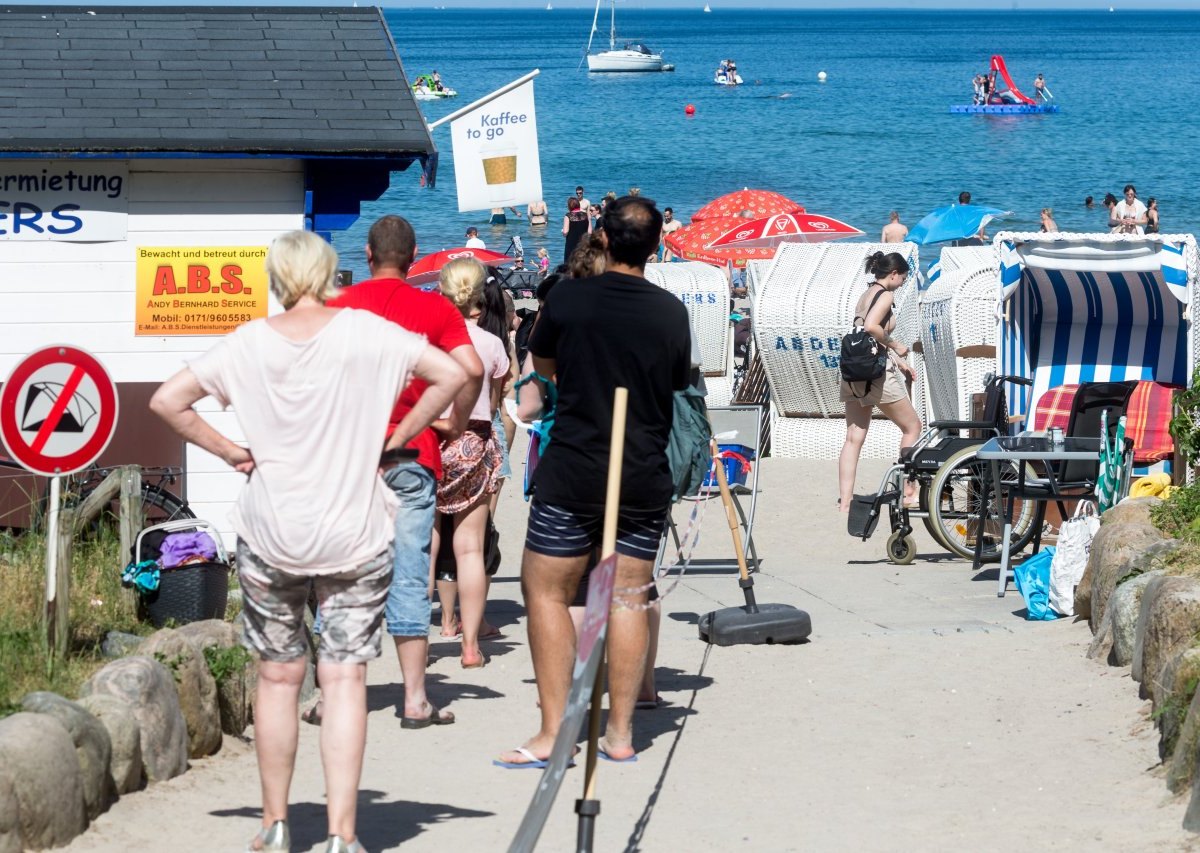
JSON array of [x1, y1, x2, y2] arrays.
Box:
[[0, 527, 153, 715]]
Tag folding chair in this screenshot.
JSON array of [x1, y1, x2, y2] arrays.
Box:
[[655, 404, 763, 575]]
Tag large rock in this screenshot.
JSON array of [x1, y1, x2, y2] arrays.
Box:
[[80, 656, 189, 783], [139, 628, 222, 758], [100, 630, 143, 659], [1109, 570, 1165, 667], [1155, 647, 1200, 762], [1170, 686, 1200, 794], [1132, 576, 1200, 698], [1101, 496, 1161, 528], [1075, 522, 1168, 631], [0, 769, 20, 853], [0, 713, 87, 849], [21, 691, 114, 820], [77, 694, 144, 795], [1086, 609, 1114, 661], [177, 620, 254, 736]]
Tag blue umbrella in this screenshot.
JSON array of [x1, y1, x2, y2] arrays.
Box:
[[907, 204, 1012, 245]]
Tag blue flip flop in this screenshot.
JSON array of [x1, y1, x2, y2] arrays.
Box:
[[598, 749, 638, 763], [493, 747, 550, 770]]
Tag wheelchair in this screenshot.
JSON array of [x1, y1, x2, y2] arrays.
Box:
[[848, 373, 1045, 565]]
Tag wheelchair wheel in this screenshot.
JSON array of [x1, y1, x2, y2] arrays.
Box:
[[926, 446, 1044, 562], [886, 531, 916, 565]]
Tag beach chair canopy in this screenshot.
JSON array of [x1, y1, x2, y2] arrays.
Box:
[[755, 242, 921, 418], [644, 261, 730, 377], [995, 233, 1199, 423], [918, 246, 997, 422]]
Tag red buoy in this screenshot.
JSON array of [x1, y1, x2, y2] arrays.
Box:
[[685, 104, 696, 115]]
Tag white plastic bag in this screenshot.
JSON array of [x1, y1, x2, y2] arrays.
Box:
[[1049, 501, 1100, 616]]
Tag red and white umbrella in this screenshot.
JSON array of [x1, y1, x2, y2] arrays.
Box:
[[665, 211, 862, 268], [406, 247, 513, 285], [707, 212, 863, 249], [691, 189, 804, 222]]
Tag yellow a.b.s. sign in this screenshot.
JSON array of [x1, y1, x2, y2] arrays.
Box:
[[135, 246, 268, 336]]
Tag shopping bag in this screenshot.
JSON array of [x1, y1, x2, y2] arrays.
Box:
[[1012, 547, 1059, 621], [1048, 501, 1100, 616]]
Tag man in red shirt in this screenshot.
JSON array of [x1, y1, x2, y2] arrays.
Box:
[[329, 215, 483, 728]]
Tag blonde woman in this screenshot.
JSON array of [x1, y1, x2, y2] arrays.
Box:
[[151, 231, 465, 853], [1040, 208, 1058, 232], [434, 258, 510, 668]]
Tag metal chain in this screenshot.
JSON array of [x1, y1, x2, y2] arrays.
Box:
[[611, 459, 718, 611]]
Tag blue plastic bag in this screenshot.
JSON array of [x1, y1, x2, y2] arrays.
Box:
[[1012, 547, 1058, 621]]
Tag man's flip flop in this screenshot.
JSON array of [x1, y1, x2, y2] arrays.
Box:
[[598, 748, 638, 763], [493, 747, 551, 769], [635, 695, 663, 710], [399, 703, 455, 730]]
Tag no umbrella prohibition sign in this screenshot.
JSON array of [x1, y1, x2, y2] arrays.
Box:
[[0, 346, 118, 476]]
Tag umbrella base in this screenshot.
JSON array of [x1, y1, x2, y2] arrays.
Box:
[[698, 602, 812, 646]]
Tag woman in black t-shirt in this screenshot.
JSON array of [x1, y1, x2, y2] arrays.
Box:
[[561, 196, 591, 264]]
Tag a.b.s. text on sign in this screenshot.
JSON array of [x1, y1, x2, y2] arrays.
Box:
[[0, 162, 129, 242], [134, 246, 268, 337]]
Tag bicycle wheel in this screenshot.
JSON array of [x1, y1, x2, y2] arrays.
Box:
[[78, 480, 194, 540], [926, 446, 1044, 562]]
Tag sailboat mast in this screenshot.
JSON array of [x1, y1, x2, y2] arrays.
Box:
[[609, 0, 616, 51]]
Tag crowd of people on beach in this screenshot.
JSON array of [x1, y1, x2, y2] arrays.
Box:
[[150, 196, 689, 852]]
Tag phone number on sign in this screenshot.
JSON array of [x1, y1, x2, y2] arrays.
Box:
[[150, 313, 253, 324]]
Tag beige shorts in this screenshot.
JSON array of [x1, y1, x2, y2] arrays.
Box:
[[841, 363, 909, 408], [237, 540, 392, 664]]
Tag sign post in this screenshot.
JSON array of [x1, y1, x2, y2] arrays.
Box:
[[508, 387, 627, 853], [0, 346, 119, 658]]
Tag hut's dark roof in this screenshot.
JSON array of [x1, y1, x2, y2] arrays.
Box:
[[0, 5, 434, 157]]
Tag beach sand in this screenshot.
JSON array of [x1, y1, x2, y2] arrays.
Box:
[[63, 453, 1197, 852]]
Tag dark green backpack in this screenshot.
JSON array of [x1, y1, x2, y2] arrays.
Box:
[[667, 384, 712, 502]]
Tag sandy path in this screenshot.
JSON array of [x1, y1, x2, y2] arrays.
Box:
[[65, 458, 1198, 852]]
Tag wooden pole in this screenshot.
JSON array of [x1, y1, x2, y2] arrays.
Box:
[[118, 467, 143, 609], [582, 387, 628, 803]]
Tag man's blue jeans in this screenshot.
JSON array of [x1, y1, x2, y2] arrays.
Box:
[[381, 461, 436, 637]]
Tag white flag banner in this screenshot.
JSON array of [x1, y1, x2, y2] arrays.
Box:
[[450, 80, 543, 214]]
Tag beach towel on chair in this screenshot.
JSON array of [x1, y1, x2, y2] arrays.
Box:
[[1032, 384, 1078, 433], [1126, 381, 1178, 464]]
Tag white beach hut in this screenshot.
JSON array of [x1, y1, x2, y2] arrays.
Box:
[[918, 246, 998, 422], [754, 242, 921, 459], [644, 261, 733, 404], [995, 233, 1200, 421]]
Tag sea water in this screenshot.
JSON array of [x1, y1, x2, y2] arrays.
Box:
[[334, 8, 1200, 278]]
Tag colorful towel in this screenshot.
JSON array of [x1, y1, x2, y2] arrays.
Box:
[[1031, 381, 1178, 464], [1125, 381, 1179, 464], [1031, 384, 1078, 432]]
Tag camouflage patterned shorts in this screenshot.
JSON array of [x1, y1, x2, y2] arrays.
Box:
[[237, 540, 393, 664]]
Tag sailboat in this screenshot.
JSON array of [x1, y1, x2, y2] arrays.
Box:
[[704, 3, 712, 11], [546, 2, 553, 9], [585, 0, 664, 73]]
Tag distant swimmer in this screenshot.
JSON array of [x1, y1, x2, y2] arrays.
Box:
[[1084, 195, 1095, 209], [881, 211, 908, 243]]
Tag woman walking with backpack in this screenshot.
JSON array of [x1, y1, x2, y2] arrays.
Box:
[[838, 251, 921, 512]]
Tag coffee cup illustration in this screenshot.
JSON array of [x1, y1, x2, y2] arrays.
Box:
[[480, 145, 518, 204]]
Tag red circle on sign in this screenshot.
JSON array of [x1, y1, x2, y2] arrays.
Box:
[[0, 346, 119, 476]]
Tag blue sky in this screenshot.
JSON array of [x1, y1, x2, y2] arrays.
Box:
[[17, 1, 1200, 9]]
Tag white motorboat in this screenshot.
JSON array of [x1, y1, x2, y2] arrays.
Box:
[[714, 72, 742, 86], [584, 0, 664, 73]]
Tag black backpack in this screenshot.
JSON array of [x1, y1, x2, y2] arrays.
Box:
[[839, 287, 888, 396]]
